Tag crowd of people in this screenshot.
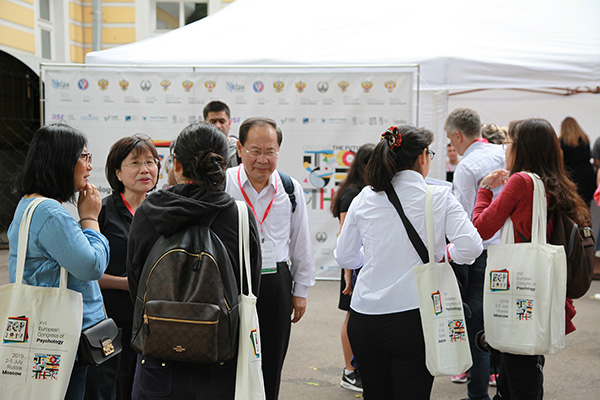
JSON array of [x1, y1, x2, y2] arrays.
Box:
[[6, 100, 596, 400]]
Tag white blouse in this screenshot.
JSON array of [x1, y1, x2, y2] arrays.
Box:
[[335, 170, 483, 315]]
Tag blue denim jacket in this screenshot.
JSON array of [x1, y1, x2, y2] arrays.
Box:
[[8, 197, 110, 329]]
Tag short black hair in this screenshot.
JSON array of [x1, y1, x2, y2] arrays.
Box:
[[174, 122, 228, 188], [203, 101, 231, 119], [238, 117, 282, 146], [105, 133, 160, 193], [17, 123, 87, 203]]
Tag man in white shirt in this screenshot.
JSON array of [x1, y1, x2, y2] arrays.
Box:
[[225, 117, 316, 400], [203, 100, 239, 167], [445, 107, 506, 400]]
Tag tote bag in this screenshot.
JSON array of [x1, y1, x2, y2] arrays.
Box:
[[414, 186, 472, 376], [234, 201, 266, 400], [484, 172, 566, 355], [0, 198, 83, 398]]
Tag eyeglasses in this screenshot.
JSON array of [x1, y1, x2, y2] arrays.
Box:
[[122, 159, 159, 169], [165, 155, 174, 173], [501, 141, 514, 150], [80, 153, 92, 164], [428, 149, 435, 160], [242, 147, 279, 159]]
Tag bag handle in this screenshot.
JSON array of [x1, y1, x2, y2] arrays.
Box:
[[236, 200, 253, 296], [424, 186, 435, 263], [16, 197, 69, 289], [501, 173, 547, 245], [385, 185, 431, 264]]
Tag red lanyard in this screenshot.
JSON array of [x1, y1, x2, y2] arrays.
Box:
[[473, 138, 489, 144], [120, 193, 135, 216], [237, 165, 277, 238]]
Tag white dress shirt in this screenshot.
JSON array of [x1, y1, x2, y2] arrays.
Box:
[[335, 170, 483, 315], [225, 165, 316, 298], [452, 141, 505, 248]]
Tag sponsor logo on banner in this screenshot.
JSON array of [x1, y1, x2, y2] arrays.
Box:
[[385, 80, 397, 92], [119, 79, 129, 91], [81, 114, 100, 121], [104, 115, 119, 122], [273, 81, 285, 93], [253, 81, 264, 93], [140, 80, 152, 91], [317, 81, 329, 93], [143, 116, 169, 122], [51, 114, 65, 121], [125, 115, 138, 122], [361, 81, 373, 93], [182, 80, 194, 92], [315, 232, 327, 243], [77, 79, 89, 90], [51, 80, 69, 89], [226, 82, 244, 92], [295, 81, 306, 93], [160, 80, 171, 91], [204, 80, 216, 92], [337, 80, 350, 93], [280, 117, 296, 124], [98, 79, 109, 91]]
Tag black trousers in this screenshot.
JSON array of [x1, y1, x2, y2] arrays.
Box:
[[347, 308, 434, 400], [496, 353, 544, 400], [256, 262, 293, 400]]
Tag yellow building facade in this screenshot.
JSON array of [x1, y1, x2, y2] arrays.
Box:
[[0, 0, 234, 67]]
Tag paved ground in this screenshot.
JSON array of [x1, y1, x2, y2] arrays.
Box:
[[1, 250, 600, 399]]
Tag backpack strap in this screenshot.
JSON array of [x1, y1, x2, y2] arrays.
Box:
[[278, 171, 297, 213], [385, 185, 429, 264]]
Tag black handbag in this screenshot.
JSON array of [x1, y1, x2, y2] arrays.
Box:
[[78, 318, 123, 365]]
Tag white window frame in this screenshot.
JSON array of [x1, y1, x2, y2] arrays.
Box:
[[145, 0, 221, 37]]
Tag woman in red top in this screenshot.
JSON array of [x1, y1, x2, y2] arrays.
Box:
[[473, 118, 590, 400]]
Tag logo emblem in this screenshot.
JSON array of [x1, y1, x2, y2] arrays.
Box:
[[182, 80, 193, 92], [253, 81, 264, 93], [384, 80, 396, 93], [431, 291, 443, 315], [140, 80, 151, 91], [77, 79, 89, 90], [97, 79, 109, 91], [337, 80, 350, 93], [273, 81, 285, 93], [119, 79, 129, 91], [315, 232, 327, 243], [317, 81, 329, 93], [361, 81, 373, 93], [3, 316, 29, 343], [295, 81, 306, 93], [204, 80, 216, 92], [160, 80, 171, 91], [490, 269, 510, 291]]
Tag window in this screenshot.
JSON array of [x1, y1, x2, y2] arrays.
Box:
[[41, 29, 52, 59], [155, 1, 208, 32], [39, 0, 50, 21]]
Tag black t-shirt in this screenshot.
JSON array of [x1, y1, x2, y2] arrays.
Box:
[[98, 191, 134, 322], [338, 186, 362, 216]]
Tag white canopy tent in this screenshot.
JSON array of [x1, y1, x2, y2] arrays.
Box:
[[87, 0, 600, 91], [87, 0, 600, 170]]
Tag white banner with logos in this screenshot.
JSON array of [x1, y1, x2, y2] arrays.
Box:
[[42, 65, 416, 279]]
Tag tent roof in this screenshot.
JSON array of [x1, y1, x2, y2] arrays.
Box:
[[86, 0, 600, 90]]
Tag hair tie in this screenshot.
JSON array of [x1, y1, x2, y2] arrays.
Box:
[[381, 126, 402, 149]]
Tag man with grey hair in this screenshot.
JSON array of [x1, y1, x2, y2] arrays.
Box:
[[445, 107, 505, 400]]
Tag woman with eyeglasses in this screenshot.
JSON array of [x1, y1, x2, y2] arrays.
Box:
[[335, 125, 482, 399], [84, 134, 160, 400], [474, 118, 590, 399], [7, 123, 109, 399]]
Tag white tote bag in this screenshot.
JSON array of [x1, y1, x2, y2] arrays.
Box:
[[484, 172, 567, 355], [234, 201, 266, 400], [0, 198, 83, 399], [414, 186, 473, 376]]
